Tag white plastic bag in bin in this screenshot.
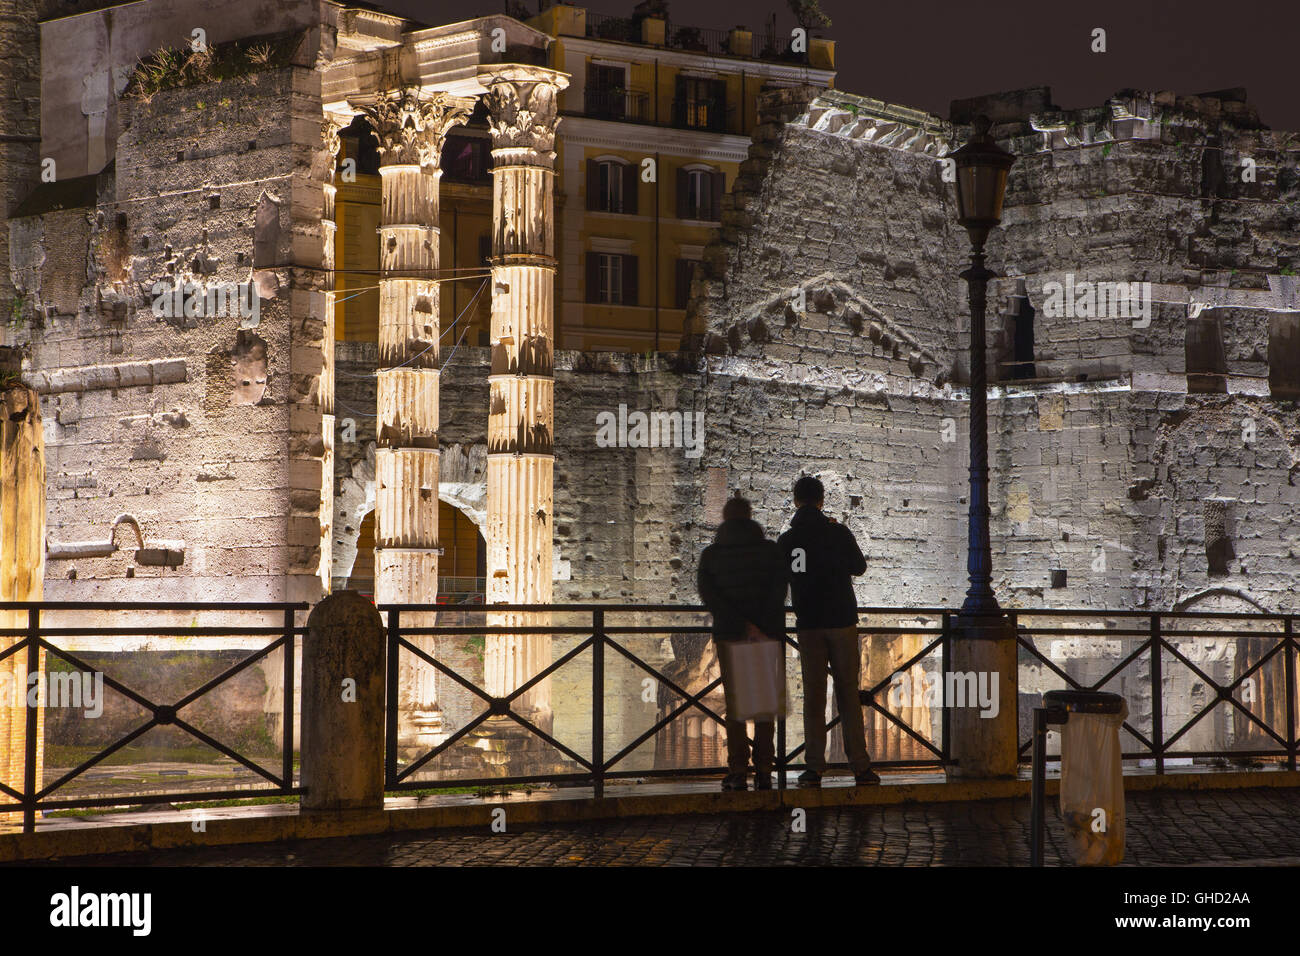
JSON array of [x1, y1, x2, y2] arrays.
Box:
[[1059, 697, 1128, 866], [721, 637, 787, 722]]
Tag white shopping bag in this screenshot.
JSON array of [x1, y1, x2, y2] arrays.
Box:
[[722, 634, 787, 722]]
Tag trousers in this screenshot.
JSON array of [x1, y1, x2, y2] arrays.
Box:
[[798, 625, 871, 774]]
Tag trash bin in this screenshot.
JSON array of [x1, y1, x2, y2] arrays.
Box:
[[1044, 689, 1127, 866]]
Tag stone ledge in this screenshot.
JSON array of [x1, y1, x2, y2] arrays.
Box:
[[2, 770, 1295, 863]]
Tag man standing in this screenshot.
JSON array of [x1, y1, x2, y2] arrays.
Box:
[[778, 476, 880, 787], [698, 496, 788, 791]]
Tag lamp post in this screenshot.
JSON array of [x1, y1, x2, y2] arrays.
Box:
[[950, 114, 1016, 620], [947, 115, 1017, 778]]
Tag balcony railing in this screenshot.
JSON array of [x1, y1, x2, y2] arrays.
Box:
[[666, 24, 730, 55], [584, 10, 816, 64], [585, 11, 638, 43], [584, 88, 651, 122]]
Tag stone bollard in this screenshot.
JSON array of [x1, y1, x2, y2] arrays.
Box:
[[946, 613, 1019, 779], [301, 591, 385, 811]]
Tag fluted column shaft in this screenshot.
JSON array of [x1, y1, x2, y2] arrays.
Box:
[[319, 119, 341, 594], [481, 68, 568, 726], [358, 90, 471, 726]]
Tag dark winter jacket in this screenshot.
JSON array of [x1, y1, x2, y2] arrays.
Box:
[[697, 518, 788, 641], [777, 506, 867, 629]]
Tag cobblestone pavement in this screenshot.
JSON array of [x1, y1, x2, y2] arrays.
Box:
[[40, 787, 1300, 867]]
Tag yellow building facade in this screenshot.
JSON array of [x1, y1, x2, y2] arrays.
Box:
[[335, 3, 835, 353]]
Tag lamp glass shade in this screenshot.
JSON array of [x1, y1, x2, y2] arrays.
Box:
[[950, 116, 1016, 227], [955, 162, 1010, 226]]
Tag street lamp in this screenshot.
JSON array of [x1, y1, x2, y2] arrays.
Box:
[[950, 115, 1015, 620]]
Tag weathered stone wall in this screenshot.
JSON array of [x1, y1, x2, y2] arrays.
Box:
[[685, 86, 1300, 623], [16, 48, 330, 604], [0, 0, 40, 335], [684, 88, 972, 608]]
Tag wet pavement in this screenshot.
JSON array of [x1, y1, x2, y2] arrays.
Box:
[[34, 785, 1300, 867]]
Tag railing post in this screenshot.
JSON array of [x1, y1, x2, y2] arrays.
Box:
[[282, 607, 295, 789], [23, 607, 38, 834], [592, 608, 604, 799], [1285, 616, 1296, 773], [777, 616, 788, 790], [300, 592, 386, 811], [1150, 614, 1163, 775], [941, 611, 952, 764], [385, 608, 400, 789], [1030, 706, 1047, 867]]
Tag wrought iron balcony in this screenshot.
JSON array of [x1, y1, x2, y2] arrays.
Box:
[[584, 88, 651, 122]]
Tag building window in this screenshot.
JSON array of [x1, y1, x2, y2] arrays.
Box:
[[599, 253, 622, 303], [601, 162, 623, 213], [586, 252, 638, 306], [587, 159, 637, 214], [677, 167, 723, 221], [589, 160, 634, 214], [587, 63, 639, 120], [673, 76, 726, 131]]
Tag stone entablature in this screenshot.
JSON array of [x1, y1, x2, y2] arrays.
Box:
[[797, 91, 952, 156]]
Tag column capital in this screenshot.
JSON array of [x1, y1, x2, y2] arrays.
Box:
[[354, 88, 474, 169], [321, 116, 345, 187], [478, 66, 570, 163]]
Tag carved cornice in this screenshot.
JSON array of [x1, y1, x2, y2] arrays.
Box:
[[478, 66, 570, 162], [354, 88, 474, 168], [798, 93, 952, 156]]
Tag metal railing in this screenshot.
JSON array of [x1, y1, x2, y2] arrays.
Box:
[[0, 602, 306, 833], [666, 24, 731, 55], [585, 11, 638, 43], [1015, 609, 1297, 770], [584, 11, 815, 63], [381, 603, 1299, 795], [584, 88, 651, 122], [382, 603, 953, 795]]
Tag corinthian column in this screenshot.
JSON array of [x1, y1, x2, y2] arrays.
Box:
[[1, 383, 45, 823], [357, 89, 471, 740], [318, 117, 343, 595], [480, 66, 568, 732]]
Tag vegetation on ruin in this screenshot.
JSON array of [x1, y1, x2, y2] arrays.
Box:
[[6, 292, 34, 331], [787, 0, 831, 31], [124, 32, 301, 105]]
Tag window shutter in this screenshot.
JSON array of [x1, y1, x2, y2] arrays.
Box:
[[675, 259, 697, 309], [676, 167, 688, 219], [709, 170, 724, 221], [623, 163, 638, 215], [622, 254, 638, 306], [585, 252, 599, 303], [586, 159, 599, 212]]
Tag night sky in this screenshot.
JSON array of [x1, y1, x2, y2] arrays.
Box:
[[388, 0, 1300, 131]]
